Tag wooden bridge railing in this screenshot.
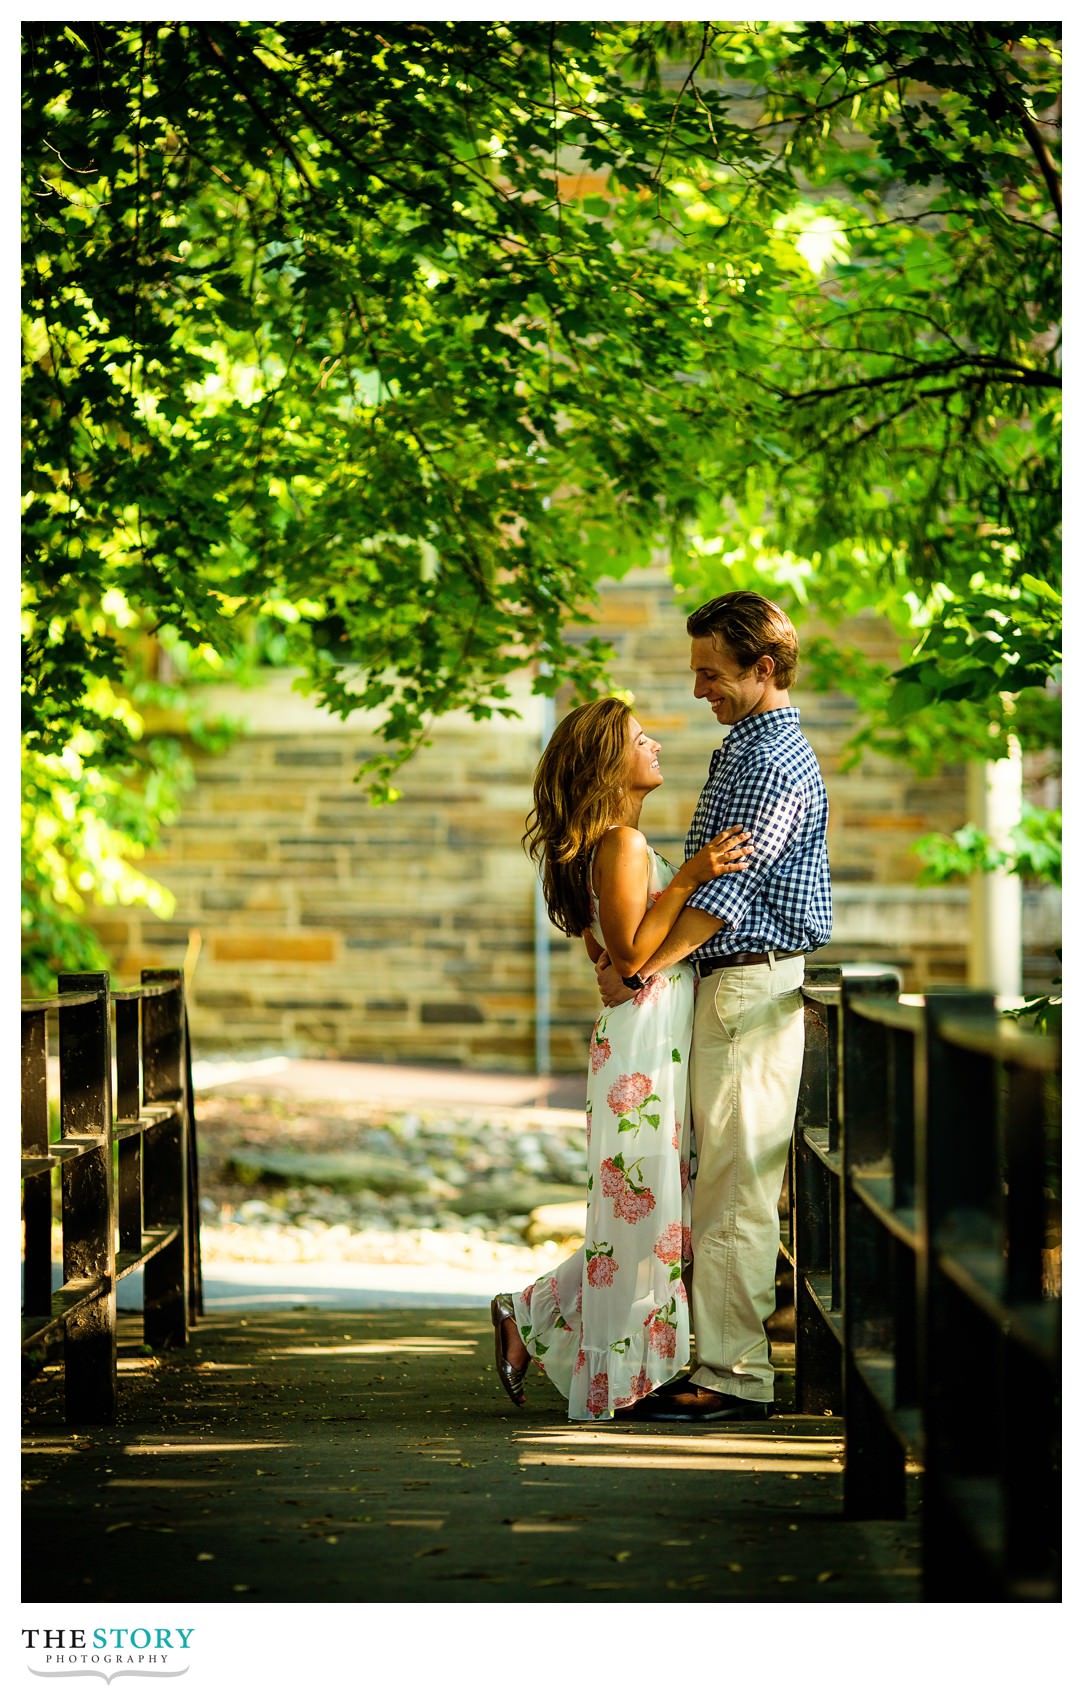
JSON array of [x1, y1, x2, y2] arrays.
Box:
[[787, 964, 1061, 1602], [21, 968, 202, 1426]]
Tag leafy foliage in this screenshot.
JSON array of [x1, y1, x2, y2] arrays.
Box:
[[914, 803, 1062, 888], [22, 21, 1060, 979]]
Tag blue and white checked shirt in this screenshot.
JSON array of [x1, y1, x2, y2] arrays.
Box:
[[684, 707, 832, 960]]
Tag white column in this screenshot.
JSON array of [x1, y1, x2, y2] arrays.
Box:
[[966, 745, 1023, 1003], [534, 687, 556, 1079]]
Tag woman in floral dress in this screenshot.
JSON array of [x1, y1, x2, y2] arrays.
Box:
[[491, 697, 752, 1422]]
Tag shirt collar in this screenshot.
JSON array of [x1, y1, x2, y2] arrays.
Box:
[[711, 706, 801, 768]]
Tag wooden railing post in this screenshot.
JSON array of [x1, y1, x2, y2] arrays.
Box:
[[23, 970, 203, 1426], [140, 970, 190, 1348], [21, 1007, 53, 1322], [57, 972, 117, 1425], [789, 969, 1060, 1596], [793, 965, 843, 1415], [919, 993, 1059, 1601], [114, 994, 144, 1258], [839, 969, 909, 1519], [918, 990, 997, 1596]]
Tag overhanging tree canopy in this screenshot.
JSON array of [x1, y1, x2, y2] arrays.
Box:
[[22, 19, 1060, 981]]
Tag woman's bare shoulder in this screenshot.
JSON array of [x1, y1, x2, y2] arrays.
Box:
[[592, 824, 648, 867]]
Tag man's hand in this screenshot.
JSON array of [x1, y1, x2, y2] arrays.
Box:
[[595, 951, 635, 1009]]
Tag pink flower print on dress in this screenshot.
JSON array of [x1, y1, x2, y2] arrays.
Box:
[[521, 1282, 535, 1306], [613, 1184, 656, 1224], [632, 975, 664, 1009], [682, 1225, 693, 1262], [609, 1153, 655, 1223], [546, 1274, 574, 1331], [586, 1242, 619, 1287], [586, 1371, 610, 1416], [679, 1158, 691, 1193], [606, 1072, 654, 1116], [629, 1368, 653, 1402], [600, 1156, 626, 1197], [607, 1072, 662, 1138], [652, 1222, 683, 1264], [590, 1035, 612, 1074], [646, 1304, 678, 1359], [615, 1368, 655, 1409], [575, 1348, 586, 1374]]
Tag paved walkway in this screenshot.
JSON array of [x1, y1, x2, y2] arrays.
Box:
[[23, 1058, 923, 1604], [22, 1307, 922, 1606]]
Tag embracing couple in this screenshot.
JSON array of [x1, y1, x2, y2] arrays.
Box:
[[491, 591, 832, 1424]]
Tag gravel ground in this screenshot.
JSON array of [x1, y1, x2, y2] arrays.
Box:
[[192, 1079, 590, 1280]]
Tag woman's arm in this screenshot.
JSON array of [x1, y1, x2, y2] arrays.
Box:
[[593, 824, 752, 978], [582, 927, 604, 964]]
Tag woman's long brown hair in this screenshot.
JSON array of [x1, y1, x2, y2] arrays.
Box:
[[522, 697, 632, 937]]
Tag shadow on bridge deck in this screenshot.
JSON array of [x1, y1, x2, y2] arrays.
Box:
[[22, 1306, 921, 1605]]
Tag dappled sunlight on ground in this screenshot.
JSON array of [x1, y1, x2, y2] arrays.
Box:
[[273, 1336, 476, 1357], [121, 1440, 291, 1455], [23, 1307, 926, 1604], [515, 1426, 843, 1473]]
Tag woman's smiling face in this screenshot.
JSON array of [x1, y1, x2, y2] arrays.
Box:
[[625, 716, 663, 794]]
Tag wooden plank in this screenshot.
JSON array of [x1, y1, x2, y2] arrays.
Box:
[[851, 1354, 923, 1458], [850, 1172, 920, 1249], [113, 1116, 164, 1142], [935, 1015, 1060, 1070], [21, 992, 101, 1012], [802, 1273, 844, 1343], [21, 1006, 53, 1319], [116, 1224, 180, 1282], [141, 971, 190, 1348], [847, 996, 922, 1033], [22, 1274, 110, 1350], [49, 1134, 109, 1158], [802, 1126, 842, 1175], [58, 973, 117, 1425]]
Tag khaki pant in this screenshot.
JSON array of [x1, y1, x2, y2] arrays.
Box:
[[688, 955, 806, 1402]]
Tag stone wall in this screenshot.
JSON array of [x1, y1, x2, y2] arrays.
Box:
[[90, 569, 1060, 1072]]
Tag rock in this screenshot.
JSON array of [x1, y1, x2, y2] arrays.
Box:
[[225, 1146, 436, 1196], [525, 1202, 586, 1247], [234, 1198, 276, 1223], [443, 1181, 584, 1219]]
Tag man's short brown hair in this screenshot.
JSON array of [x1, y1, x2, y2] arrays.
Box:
[[686, 591, 799, 690]]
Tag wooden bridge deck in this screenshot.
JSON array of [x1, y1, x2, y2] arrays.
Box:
[[22, 1306, 922, 1606]]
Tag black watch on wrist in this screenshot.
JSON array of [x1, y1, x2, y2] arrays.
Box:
[[622, 971, 647, 990]]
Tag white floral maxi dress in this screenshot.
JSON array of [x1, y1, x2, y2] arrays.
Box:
[[513, 847, 695, 1421]]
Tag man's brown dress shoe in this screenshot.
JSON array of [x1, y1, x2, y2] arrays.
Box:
[[636, 1386, 774, 1421]]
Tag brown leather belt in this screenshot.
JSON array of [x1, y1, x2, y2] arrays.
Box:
[[696, 949, 805, 977]]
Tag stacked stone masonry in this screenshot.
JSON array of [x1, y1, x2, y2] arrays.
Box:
[[92, 571, 1060, 1072]]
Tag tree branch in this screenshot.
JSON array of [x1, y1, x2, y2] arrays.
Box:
[[970, 23, 1061, 222], [650, 21, 712, 188], [774, 356, 1060, 405], [195, 25, 320, 196]]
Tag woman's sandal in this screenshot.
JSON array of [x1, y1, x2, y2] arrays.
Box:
[[490, 1293, 528, 1407]]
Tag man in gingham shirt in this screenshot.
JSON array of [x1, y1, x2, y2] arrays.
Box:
[[597, 591, 831, 1421]]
